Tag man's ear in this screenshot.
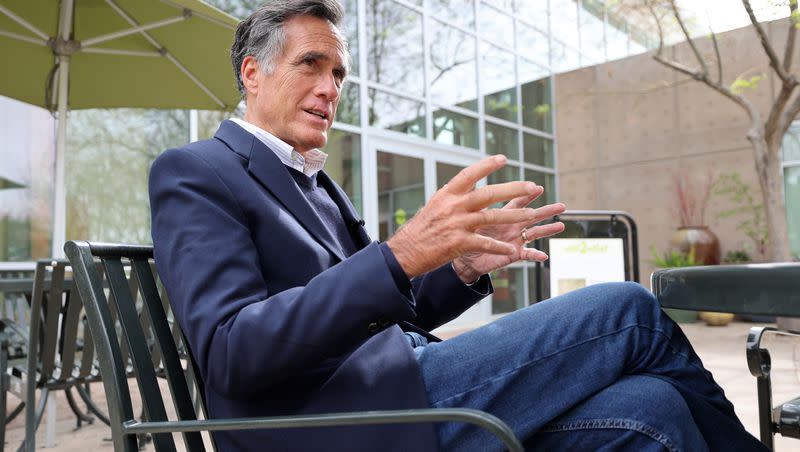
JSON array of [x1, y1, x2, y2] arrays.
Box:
[[241, 56, 260, 97]]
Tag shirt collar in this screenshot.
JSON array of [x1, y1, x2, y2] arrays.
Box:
[[230, 118, 328, 177]]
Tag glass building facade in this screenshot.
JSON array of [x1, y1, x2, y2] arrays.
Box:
[[0, 0, 664, 323]]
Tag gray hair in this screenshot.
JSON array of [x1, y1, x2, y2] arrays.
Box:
[[231, 0, 347, 99]]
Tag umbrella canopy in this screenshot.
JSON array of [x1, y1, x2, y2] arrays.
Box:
[[0, 0, 240, 110], [0, 0, 241, 257]]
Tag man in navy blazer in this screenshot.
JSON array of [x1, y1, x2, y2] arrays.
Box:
[[149, 1, 767, 451]]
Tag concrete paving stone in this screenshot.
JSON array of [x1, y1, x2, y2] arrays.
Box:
[[5, 321, 800, 450]]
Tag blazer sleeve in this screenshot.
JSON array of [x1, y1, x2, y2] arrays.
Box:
[[150, 147, 421, 398], [409, 265, 492, 331]]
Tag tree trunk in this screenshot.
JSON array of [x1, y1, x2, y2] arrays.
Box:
[[749, 132, 792, 262]]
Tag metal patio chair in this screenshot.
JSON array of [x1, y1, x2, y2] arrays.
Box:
[[20, 260, 114, 451], [0, 269, 34, 449], [652, 262, 800, 450], [64, 240, 523, 452]]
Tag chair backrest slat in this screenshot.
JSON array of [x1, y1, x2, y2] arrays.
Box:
[[103, 258, 178, 452], [105, 280, 131, 376], [133, 259, 206, 451], [65, 242, 139, 452], [28, 261, 49, 385], [78, 318, 96, 379], [66, 241, 214, 452], [58, 270, 84, 381], [39, 263, 64, 378]]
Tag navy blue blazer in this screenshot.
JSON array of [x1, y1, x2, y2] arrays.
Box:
[[149, 120, 491, 451]]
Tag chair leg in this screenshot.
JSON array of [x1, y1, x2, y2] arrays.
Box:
[[76, 384, 110, 426], [64, 387, 94, 428], [0, 339, 9, 452], [18, 387, 52, 452]]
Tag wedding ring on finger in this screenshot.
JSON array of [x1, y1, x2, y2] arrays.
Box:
[[521, 228, 530, 243]]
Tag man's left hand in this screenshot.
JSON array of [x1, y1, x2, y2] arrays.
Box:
[[452, 194, 566, 284]]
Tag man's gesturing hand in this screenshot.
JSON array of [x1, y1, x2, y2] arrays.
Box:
[[386, 155, 548, 279]]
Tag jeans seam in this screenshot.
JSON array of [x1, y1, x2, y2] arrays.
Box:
[[540, 418, 680, 452], [430, 323, 708, 406]]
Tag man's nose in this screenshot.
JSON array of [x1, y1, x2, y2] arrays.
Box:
[[316, 73, 340, 100]]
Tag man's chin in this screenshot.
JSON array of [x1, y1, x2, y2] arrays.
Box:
[[296, 134, 327, 153]]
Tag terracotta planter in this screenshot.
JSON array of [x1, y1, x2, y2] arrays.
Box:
[[669, 226, 720, 265], [670, 226, 732, 325]]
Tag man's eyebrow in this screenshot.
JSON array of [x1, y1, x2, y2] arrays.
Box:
[[295, 51, 347, 75]]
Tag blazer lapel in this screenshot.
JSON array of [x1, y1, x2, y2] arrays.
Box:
[[215, 121, 347, 262], [318, 171, 371, 249]]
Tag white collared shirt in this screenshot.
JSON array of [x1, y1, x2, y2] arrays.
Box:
[[230, 118, 328, 177]]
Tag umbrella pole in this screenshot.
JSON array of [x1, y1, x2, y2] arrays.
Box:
[[51, 0, 74, 260], [52, 55, 69, 260]]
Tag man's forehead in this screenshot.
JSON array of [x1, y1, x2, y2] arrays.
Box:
[[284, 17, 347, 63]]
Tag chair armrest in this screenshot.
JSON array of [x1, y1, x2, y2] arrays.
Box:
[[121, 408, 523, 452], [746, 326, 800, 445], [651, 263, 800, 315]]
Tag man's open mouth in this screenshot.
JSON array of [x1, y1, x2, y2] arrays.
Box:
[[305, 109, 328, 120]]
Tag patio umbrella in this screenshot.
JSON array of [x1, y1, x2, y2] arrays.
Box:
[[0, 0, 240, 256]]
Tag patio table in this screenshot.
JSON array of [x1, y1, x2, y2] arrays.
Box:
[[651, 262, 800, 448]]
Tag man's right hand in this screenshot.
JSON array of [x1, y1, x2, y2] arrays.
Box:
[[386, 155, 544, 279]]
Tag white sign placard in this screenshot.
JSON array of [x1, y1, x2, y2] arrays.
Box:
[[548, 238, 626, 297]]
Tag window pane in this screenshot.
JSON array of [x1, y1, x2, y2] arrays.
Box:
[[479, 3, 514, 49], [366, 1, 424, 96], [550, 0, 579, 50], [433, 109, 479, 149], [342, 0, 359, 76], [525, 168, 555, 208], [785, 166, 800, 259], [517, 23, 550, 68], [783, 122, 800, 162], [481, 43, 517, 122], [527, 265, 546, 304], [377, 152, 424, 241], [550, 39, 581, 72], [513, 1, 548, 33], [429, 0, 474, 30], [606, 21, 629, 61], [482, 0, 514, 11], [436, 162, 466, 189], [430, 21, 478, 111], [336, 82, 360, 126], [0, 97, 54, 260], [523, 133, 554, 167], [368, 89, 425, 137], [520, 58, 552, 132], [488, 163, 519, 207], [323, 130, 362, 215], [485, 122, 519, 160], [491, 266, 524, 314], [66, 109, 189, 244], [579, 1, 606, 62]]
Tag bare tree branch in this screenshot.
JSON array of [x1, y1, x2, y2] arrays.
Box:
[[765, 81, 797, 141], [784, 0, 798, 72], [669, 0, 709, 76], [430, 58, 471, 85], [647, 2, 666, 56], [709, 28, 723, 84], [651, 54, 755, 117], [775, 90, 800, 144], [742, 0, 792, 83]]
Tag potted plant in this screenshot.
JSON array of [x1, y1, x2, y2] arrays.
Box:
[[670, 172, 721, 265]]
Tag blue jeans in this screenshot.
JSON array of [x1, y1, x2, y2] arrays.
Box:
[[411, 282, 767, 451]]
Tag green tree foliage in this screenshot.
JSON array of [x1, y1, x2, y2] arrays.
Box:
[[650, 246, 698, 267], [713, 172, 768, 258]]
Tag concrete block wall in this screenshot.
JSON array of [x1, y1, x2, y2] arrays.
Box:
[[554, 17, 794, 281]]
